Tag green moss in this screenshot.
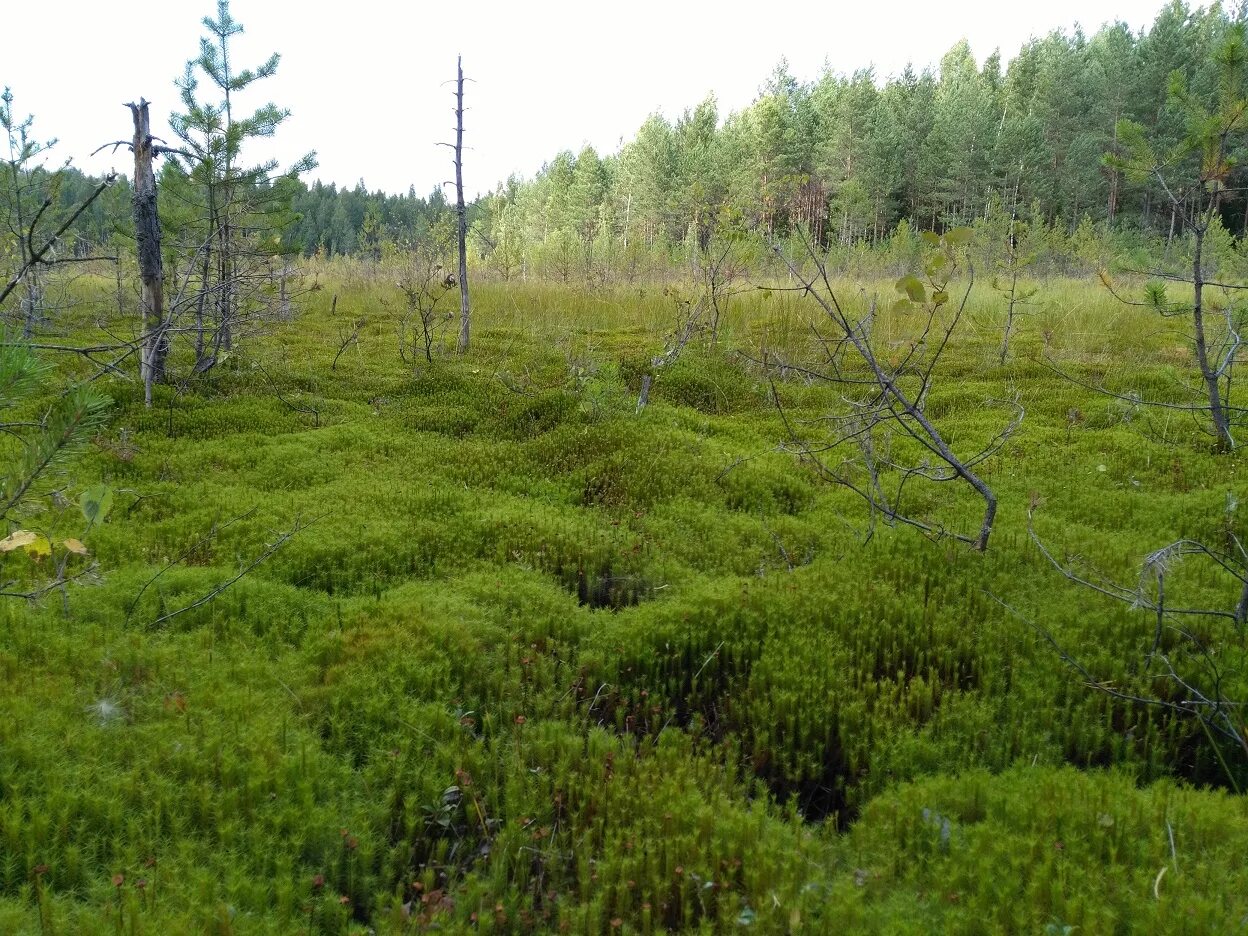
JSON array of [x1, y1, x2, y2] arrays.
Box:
[[0, 275, 1243, 932]]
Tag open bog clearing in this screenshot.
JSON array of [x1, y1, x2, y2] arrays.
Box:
[[1, 274, 1245, 933], [5, 0, 1248, 931]]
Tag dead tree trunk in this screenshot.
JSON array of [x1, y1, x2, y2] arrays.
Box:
[[454, 55, 470, 354], [128, 99, 167, 407]]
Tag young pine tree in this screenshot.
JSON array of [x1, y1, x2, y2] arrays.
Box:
[[1109, 23, 1248, 451], [1, 88, 58, 338], [165, 0, 315, 373]]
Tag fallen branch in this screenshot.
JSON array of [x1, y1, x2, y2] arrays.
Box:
[[147, 514, 318, 628]]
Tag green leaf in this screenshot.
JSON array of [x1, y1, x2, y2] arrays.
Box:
[[895, 275, 926, 303], [932, 291, 950, 306], [889, 299, 912, 314], [80, 485, 115, 529], [919, 231, 941, 247], [944, 227, 974, 246]]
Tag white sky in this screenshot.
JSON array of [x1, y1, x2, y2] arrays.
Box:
[[7, 0, 1169, 198]]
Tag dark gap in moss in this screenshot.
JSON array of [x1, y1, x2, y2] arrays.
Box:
[[571, 566, 654, 611]]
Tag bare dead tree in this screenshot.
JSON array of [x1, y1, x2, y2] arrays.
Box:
[[128, 100, 168, 407], [276, 256, 294, 320], [760, 228, 1022, 552], [452, 55, 470, 354], [95, 103, 223, 402]]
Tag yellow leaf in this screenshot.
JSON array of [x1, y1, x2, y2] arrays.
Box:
[[0, 531, 38, 553], [0, 531, 37, 554], [63, 538, 90, 556], [0, 530, 51, 558]]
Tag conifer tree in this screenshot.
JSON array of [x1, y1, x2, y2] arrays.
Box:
[[1109, 20, 1248, 450], [166, 0, 315, 372], [1, 88, 57, 337]]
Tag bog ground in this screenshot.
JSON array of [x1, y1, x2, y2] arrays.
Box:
[[0, 275, 1244, 934]]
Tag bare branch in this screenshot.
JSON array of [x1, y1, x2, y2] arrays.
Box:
[[0, 174, 117, 307], [147, 515, 318, 629]]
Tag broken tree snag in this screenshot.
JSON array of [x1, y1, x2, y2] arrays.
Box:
[[128, 99, 167, 407], [454, 54, 470, 354]]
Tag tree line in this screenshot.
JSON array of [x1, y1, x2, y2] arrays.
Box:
[[15, 2, 1247, 283], [458, 0, 1248, 280]]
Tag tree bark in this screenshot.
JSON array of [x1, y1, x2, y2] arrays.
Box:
[[194, 224, 212, 369], [129, 99, 167, 407], [1190, 221, 1233, 450], [454, 55, 470, 354]]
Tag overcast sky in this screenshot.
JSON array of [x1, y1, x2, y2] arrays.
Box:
[[7, 0, 1170, 198]]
